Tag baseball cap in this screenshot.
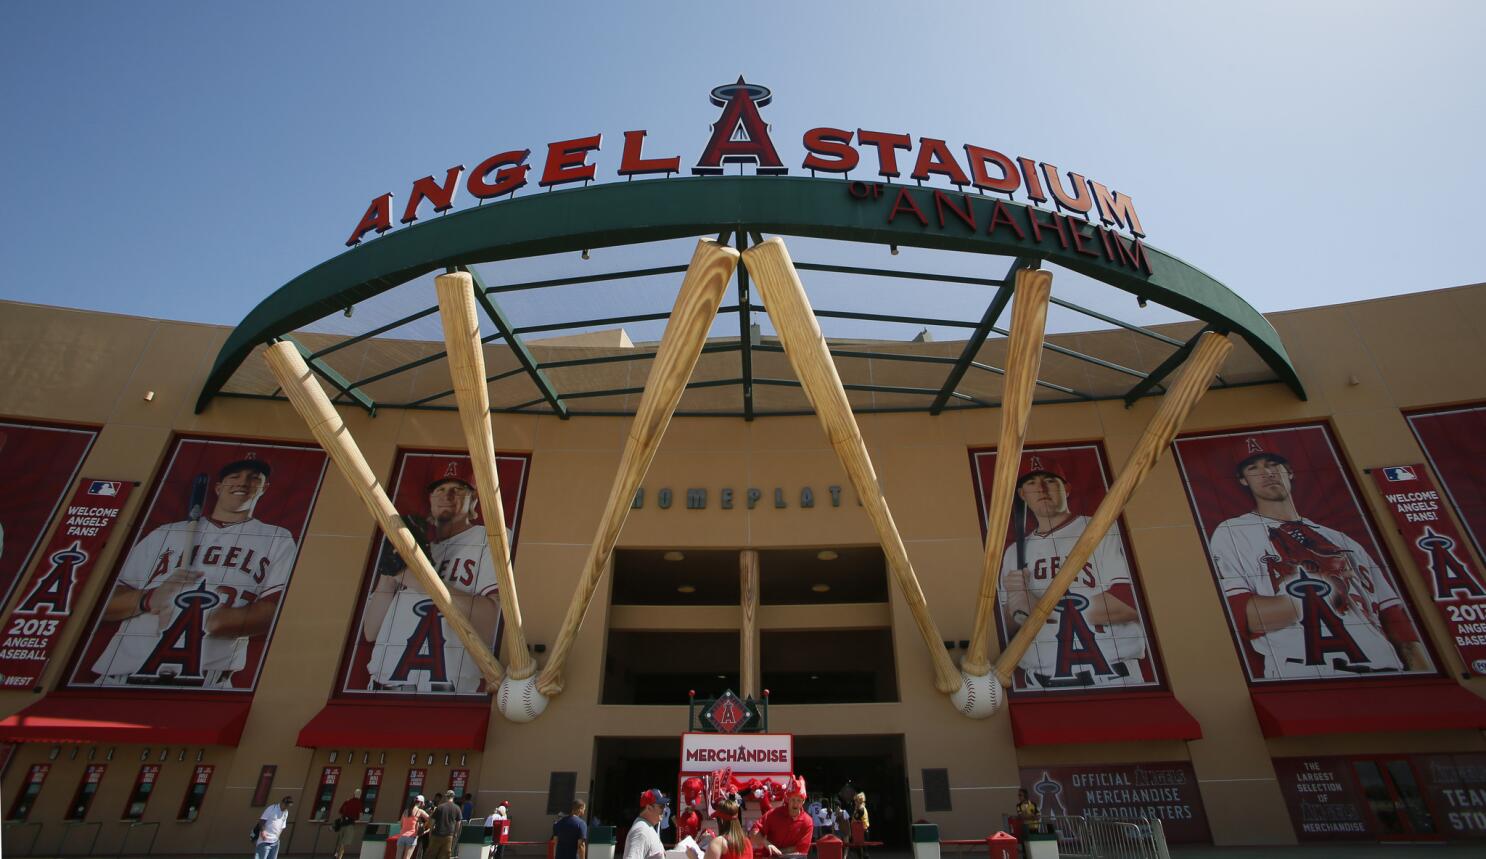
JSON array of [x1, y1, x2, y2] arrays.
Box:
[[639, 788, 670, 808], [785, 776, 807, 798], [427, 459, 476, 494], [499, 801, 511, 808], [416, 794, 426, 804], [1016, 468, 1065, 488], [1234, 450, 1290, 478], [218, 458, 271, 480]]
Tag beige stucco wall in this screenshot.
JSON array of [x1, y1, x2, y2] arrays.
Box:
[[0, 284, 1484, 854]]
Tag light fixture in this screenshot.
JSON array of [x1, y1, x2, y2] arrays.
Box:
[[890, 244, 900, 256], [677, 584, 696, 594], [811, 583, 831, 593], [143, 390, 155, 402], [663, 551, 685, 562], [1137, 295, 1148, 309], [581, 249, 591, 260], [810, 675, 820, 681], [344, 305, 355, 318], [716, 674, 726, 680], [816, 550, 838, 561]]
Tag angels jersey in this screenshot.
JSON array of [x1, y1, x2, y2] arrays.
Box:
[[364, 525, 501, 693], [91, 517, 298, 684], [1210, 512, 1407, 678], [998, 514, 1151, 690]]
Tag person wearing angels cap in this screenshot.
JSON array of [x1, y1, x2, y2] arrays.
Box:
[[750, 777, 811, 858]]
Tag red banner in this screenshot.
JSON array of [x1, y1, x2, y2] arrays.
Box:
[[1018, 762, 1211, 842], [1371, 464, 1486, 675], [0, 420, 99, 610], [0, 478, 133, 689]]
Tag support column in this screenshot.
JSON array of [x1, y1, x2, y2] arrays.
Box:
[[740, 549, 760, 697]]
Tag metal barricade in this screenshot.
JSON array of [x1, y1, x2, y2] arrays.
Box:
[[1043, 815, 1169, 859], [2, 821, 44, 857]]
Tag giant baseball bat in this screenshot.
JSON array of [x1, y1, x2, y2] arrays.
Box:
[[742, 237, 963, 695], [536, 239, 740, 696], [992, 332, 1233, 686], [435, 271, 534, 681], [960, 268, 1051, 679], [264, 340, 506, 689]]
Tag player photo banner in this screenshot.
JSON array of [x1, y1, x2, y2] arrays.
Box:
[[1407, 405, 1486, 563], [66, 436, 328, 693], [0, 420, 99, 611], [1018, 762, 1211, 843], [969, 443, 1164, 695], [1172, 424, 1436, 684], [337, 450, 530, 700], [1370, 464, 1486, 675], [0, 478, 133, 689]]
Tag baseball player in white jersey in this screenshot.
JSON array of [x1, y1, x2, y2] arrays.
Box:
[[998, 468, 1151, 690], [91, 459, 298, 687], [1208, 450, 1429, 678], [360, 462, 503, 694]]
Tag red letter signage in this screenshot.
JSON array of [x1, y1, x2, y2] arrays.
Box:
[[693, 78, 785, 176]]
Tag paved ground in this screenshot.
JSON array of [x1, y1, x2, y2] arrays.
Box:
[[1171, 846, 1475, 858]]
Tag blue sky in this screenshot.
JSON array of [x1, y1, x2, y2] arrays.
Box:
[[2, 1, 1482, 337]]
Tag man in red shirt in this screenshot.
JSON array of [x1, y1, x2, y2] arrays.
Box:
[[333, 788, 365, 859], [752, 777, 812, 857]]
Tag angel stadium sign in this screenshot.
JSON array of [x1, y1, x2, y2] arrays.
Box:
[[346, 77, 1147, 255]]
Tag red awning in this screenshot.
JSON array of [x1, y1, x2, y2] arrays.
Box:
[[1250, 680, 1486, 737], [0, 694, 250, 745], [1009, 693, 1201, 746], [298, 702, 489, 750]]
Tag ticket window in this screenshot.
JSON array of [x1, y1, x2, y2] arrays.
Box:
[[7, 764, 50, 820], [122, 765, 161, 821], [403, 769, 427, 812], [312, 767, 342, 821], [360, 768, 384, 820], [449, 769, 470, 802], [178, 766, 215, 821], [65, 765, 107, 821]]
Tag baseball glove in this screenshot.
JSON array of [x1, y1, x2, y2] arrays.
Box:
[[376, 514, 433, 575], [1268, 521, 1354, 609]]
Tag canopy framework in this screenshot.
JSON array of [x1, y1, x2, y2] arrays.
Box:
[[206, 176, 1302, 417]]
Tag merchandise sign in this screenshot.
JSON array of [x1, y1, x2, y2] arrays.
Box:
[[1018, 762, 1210, 843], [1274, 754, 1486, 840], [1370, 464, 1486, 674], [680, 733, 792, 773], [0, 478, 133, 688]]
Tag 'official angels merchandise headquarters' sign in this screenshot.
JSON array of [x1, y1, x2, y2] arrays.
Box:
[[0, 478, 133, 688], [1370, 464, 1486, 675]]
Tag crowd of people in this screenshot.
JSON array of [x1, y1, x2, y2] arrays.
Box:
[[248, 778, 878, 859]]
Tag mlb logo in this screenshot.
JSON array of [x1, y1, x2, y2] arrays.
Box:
[[1382, 466, 1417, 482], [88, 480, 121, 496]]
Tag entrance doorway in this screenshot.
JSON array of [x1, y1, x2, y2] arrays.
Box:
[[592, 737, 678, 829], [1351, 758, 1438, 839], [796, 735, 910, 848]]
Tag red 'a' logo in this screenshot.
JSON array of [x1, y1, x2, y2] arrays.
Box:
[[16, 542, 88, 615], [1417, 528, 1486, 600], [693, 77, 786, 176]]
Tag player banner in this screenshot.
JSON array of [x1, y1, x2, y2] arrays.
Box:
[[0, 420, 99, 610], [1370, 464, 1486, 675], [0, 478, 133, 689], [336, 449, 530, 700], [66, 436, 328, 692], [970, 443, 1165, 694], [1018, 762, 1211, 842], [1172, 424, 1435, 683], [1407, 405, 1486, 562]]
